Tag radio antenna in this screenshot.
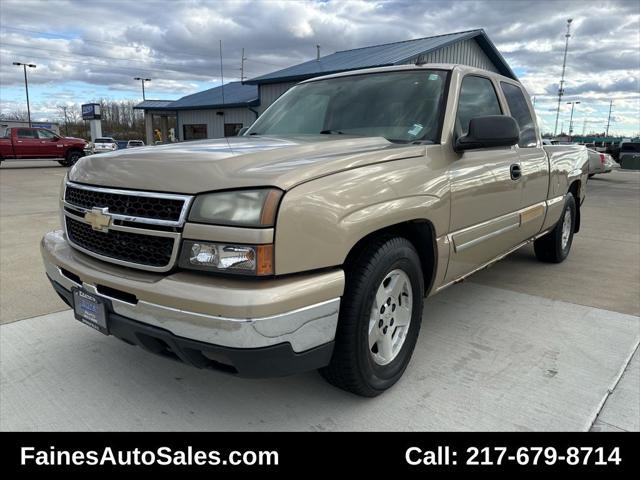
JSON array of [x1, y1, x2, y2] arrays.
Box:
[[218, 40, 234, 152], [219, 40, 225, 106]]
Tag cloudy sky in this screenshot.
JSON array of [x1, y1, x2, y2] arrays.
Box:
[[1, 0, 638, 136]]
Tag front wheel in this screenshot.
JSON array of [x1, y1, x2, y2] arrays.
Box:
[[534, 194, 576, 263], [320, 237, 424, 397], [59, 150, 82, 167]]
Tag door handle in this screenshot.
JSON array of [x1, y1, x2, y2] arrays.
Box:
[[510, 164, 522, 180]]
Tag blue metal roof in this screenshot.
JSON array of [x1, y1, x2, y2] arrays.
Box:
[[133, 100, 175, 110], [169, 81, 259, 110], [247, 29, 515, 84]]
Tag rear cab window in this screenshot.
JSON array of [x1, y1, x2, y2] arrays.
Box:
[[500, 82, 537, 147], [455, 76, 502, 137]]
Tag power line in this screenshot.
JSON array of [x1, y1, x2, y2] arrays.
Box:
[[1, 42, 211, 75], [1, 26, 258, 63], [0, 48, 193, 77]]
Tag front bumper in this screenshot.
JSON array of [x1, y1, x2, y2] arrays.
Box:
[[41, 230, 344, 376]]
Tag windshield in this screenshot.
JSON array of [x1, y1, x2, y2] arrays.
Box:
[[247, 70, 448, 143]]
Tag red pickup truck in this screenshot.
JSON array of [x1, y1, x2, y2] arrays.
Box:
[[0, 127, 87, 167]]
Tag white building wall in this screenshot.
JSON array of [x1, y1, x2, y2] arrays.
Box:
[[256, 82, 298, 114], [404, 38, 499, 73], [177, 108, 257, 140]]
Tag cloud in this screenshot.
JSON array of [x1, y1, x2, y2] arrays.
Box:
[[0, 0, 638, 134]]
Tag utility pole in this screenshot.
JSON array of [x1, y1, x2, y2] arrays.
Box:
[[554, 19, 573, 136], [567, 100, 580, 137], [133, 77, 151, 100], [240, 48, 247, 83], [12, 62, 36, 127], [58, 105, 69, 135], [605, 99, 613, 137], [316, 44, 321, 60]]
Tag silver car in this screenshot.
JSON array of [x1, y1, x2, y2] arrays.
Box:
[[92, 137, 118, 154]]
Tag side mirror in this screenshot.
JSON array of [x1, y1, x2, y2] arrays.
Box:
[[454, 115, 519, 152]]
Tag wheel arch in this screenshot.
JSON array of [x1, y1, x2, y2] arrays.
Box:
[[343, 219, 438, 295], [568, 180, 581, 233]]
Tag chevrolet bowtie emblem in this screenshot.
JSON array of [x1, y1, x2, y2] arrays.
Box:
[[85, 207, 112, 232]]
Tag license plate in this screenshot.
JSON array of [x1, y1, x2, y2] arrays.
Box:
[[72, 288, 109, 335]]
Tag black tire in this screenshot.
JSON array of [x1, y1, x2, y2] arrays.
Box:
[[320, 237, 424, 397], [534, 194, 576, 263], [59, 150, 82, 167]]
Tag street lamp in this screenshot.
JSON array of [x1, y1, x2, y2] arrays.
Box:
[[13, 62, 36, 127], [133, 77, 151, 100], [566, 101, 581, 137]]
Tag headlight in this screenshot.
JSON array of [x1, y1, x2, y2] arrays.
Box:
[[179, 240, 274, 276], [188, 188, 282, 227]]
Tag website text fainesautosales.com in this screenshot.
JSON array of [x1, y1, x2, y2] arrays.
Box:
[[21, 446, 279, 467]]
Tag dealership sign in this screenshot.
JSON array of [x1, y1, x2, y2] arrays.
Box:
[[81, 103, 101, 120]]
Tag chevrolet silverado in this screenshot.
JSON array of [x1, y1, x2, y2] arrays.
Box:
[[41, 64, 588, 396]]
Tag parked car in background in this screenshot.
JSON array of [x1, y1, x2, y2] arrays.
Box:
[[92, 137, 119, 154], [0, 127, 86, 166], [618, 141, 640, 169], [127, 140, 145, 148], [587, 149, 613, 177], [116, 140, 129, 150]]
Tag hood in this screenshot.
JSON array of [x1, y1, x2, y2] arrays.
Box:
[[64, 136, 86, 143], [69, 135, 425, 193]]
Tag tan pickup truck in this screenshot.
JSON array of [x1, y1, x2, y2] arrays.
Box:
[[41, 64, 588, 396]]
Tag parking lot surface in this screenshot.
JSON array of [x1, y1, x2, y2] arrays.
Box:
[[1, 160, 638, 431]]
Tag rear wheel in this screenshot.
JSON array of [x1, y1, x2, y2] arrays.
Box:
[[320, 237, 424, 397], [534, 194, 576, 263]]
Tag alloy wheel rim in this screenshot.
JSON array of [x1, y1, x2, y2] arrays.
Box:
[[368, 269, 413, 366], [561, 209, 572, 250]]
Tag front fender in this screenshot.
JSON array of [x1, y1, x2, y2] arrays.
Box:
[[274, 157, 449, 275]]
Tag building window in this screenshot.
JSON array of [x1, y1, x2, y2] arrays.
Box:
[[183, 124, 207, 140], [224, 123, 243, 137]]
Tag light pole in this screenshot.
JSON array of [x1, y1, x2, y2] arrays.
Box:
[[13, 62, 36, 127], [567, 101, 580, 137], [554, 19, 573, 136], [133, 77, 151, 100]]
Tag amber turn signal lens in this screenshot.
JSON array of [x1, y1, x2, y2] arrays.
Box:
[[256, 244, 274, 276], [260, 190, 283, 226]]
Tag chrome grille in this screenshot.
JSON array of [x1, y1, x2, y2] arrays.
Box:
[[64, 182, 191, 225], [66, 216, 174, 268], [62, 182, 192, 272]]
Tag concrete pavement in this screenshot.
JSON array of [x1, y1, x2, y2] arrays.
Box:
[[0, 160, 68, 323], [0, 163, 638, 431], [1, 283, 637, 431]]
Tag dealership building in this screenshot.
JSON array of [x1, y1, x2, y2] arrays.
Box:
[[135, 29, 515, 144]]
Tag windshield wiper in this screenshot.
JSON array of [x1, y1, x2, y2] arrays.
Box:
[[320, 130, 344, 135]]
